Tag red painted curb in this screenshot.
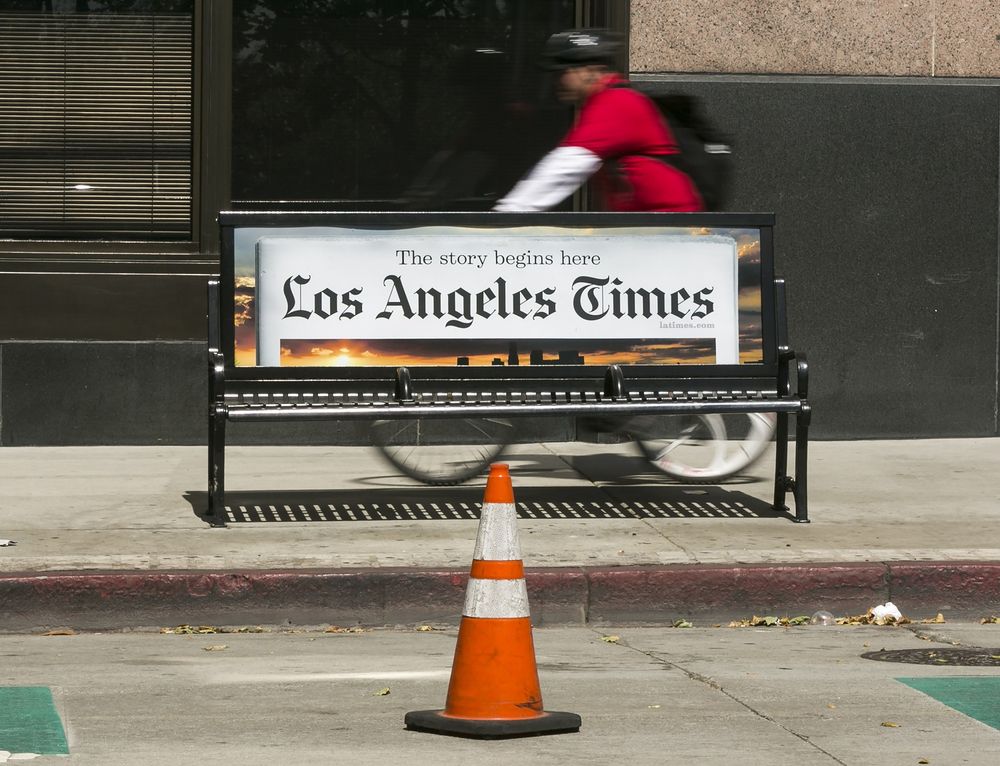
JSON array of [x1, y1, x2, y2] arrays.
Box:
[[887, 561, 1000, 615], [0, 562, 996, 631], [586, 563, 890, 624]]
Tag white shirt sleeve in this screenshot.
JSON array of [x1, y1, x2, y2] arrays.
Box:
[[493, 146, 602, 212]]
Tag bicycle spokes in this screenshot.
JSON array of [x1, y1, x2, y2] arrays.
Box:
[[632, 413, 776, 482]]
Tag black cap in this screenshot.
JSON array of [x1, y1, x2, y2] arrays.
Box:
[[540, 29, 621, 70]]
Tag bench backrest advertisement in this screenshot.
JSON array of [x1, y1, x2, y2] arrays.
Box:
[[223, 217, 772, 371]]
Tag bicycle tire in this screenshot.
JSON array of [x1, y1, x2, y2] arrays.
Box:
[[370, 417, 513, 485], [630, 412, 776, 482]]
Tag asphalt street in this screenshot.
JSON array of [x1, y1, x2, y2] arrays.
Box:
[[2, 623, 999, 765]]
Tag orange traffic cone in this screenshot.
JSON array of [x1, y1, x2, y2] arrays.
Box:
[[405, 463, 581, 738]]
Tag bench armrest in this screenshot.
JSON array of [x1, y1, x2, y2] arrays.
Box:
[[778, 347, 808, 399], [794, 351, 809, 398]]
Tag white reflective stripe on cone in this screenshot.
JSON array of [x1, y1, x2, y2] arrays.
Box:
[[472, 503, 521, 561], [463, 577, 530, 619]]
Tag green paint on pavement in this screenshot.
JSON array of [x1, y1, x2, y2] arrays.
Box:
[[0, 687, 69, 754], [898, 677, 1000, 731]]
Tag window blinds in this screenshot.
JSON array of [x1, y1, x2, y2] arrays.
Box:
[[0, 12, 193, 239]]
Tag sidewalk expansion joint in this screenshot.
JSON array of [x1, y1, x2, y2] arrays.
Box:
[[636, 516, 698, 563], [600, 634, 849, 766]]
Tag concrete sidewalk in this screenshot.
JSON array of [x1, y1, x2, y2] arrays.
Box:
[[0, 438, 998, 630]]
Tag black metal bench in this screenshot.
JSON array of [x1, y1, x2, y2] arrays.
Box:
[[207, 211, 809, 524]]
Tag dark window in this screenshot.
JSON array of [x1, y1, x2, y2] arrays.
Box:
[[0, 1, 194, 239], [232, 0, 576, 209]]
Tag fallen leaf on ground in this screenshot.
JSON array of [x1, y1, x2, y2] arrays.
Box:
[[202, 645, 228, 652], [601, 635, 621, 643], [728, 615, 810, 628], [647, 704, 662, 709], [324, 625, 369, 633], [42, 629, 76, 636], [373, 687, 391, 696], [981, 615, 1000, 624], [163, 625, 267, 634], [881, 721, 900, 728], [161, 625, 219, 635], [920, 613, 946, 624], [837, 612, 910, 626], [672, 619, 693, 628], [415, 625, 438, 632]]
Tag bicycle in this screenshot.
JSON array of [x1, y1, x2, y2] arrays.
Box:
[[370, 412, 777, 485]]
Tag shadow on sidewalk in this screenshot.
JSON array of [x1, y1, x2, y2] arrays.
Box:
[[183, 483, 786, 525], [555, 452, 763, 486]]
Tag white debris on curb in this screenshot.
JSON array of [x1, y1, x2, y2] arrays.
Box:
[[0, 752, 42, 762], [0, 539, 16, 547], [870, 601, 903, 623]]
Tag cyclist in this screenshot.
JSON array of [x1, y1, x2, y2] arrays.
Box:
[[494, 28, 703, 213]]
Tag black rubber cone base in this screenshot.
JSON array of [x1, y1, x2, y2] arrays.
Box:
[[405, 709, 581, 739]]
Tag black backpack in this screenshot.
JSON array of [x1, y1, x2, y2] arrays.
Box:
[[612, 84, 734, 211]]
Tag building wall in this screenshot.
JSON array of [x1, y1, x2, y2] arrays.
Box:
[[631, 1, 1000, 78], [1, 2, 997, 444], [629, 2, 1000, 438]]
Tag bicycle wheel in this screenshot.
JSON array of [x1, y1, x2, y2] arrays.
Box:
[[370, 417, 513, 485], [630, 412, 776, 482]]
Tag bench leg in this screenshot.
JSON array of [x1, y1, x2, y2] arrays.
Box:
[[772, 408, 810, 523], [772, 412, 790, 512], [207, 404, 226, 525], [792, 404, 811, 523]]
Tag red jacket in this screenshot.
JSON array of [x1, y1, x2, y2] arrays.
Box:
[[560, 74, 703, 212]]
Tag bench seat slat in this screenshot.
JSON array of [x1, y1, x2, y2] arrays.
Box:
[[226, 388, 781, 406], [225, 395, 803, 421]]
